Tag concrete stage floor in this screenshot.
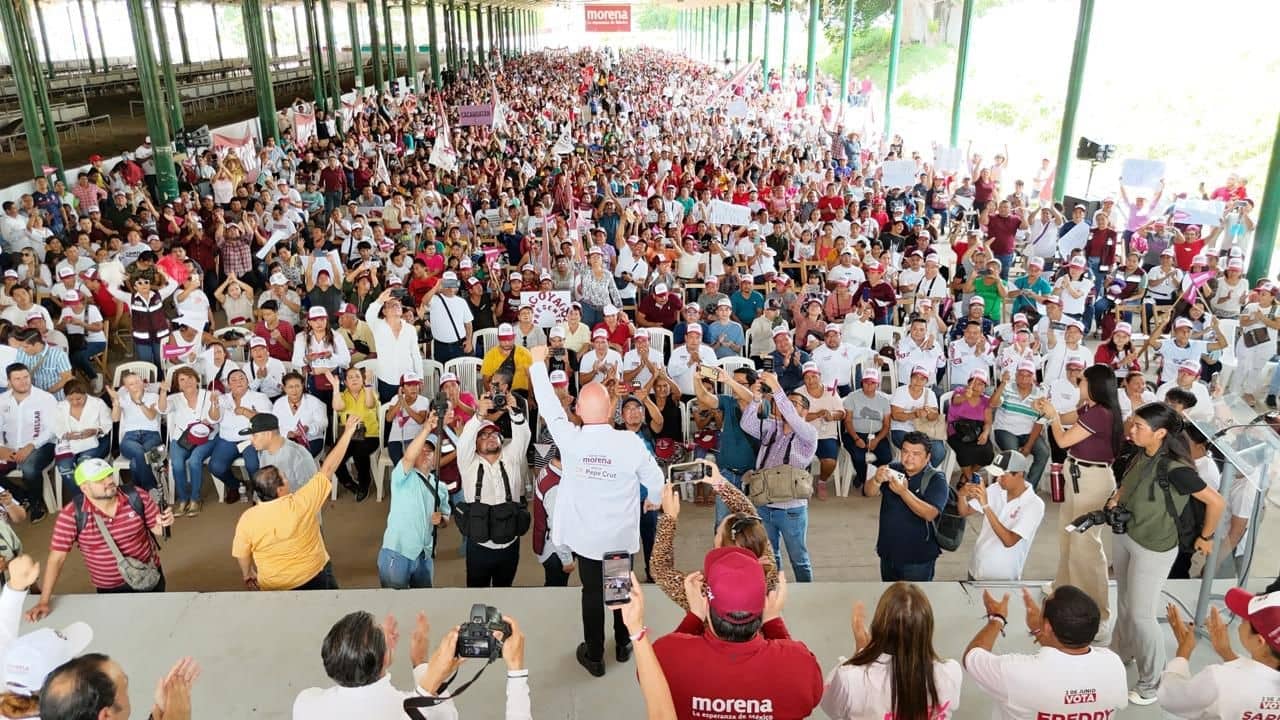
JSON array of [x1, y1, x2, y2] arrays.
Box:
[[19, 580, 1256, 719]]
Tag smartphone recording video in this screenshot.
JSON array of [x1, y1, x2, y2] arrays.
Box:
[[603, 551, 632, 606], [668, 461, 708, 485]]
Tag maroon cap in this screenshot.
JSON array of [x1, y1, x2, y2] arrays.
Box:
[[702, 547, 766, 623]]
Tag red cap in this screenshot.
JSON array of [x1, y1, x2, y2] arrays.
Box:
[[1225, 588, 1280, 652], [702, 547, 765, 623]]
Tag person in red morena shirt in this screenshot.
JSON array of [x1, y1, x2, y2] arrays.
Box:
[[816, 183, 846, 222], [1172, 225, 1206, 271], [985, 200, 1027, 278], [652, 547, 823, 720]]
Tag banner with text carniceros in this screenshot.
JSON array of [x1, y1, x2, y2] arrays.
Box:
[[584, 4, 631, 32]]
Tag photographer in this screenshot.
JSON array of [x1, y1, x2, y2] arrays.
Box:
[[292, 610, 532, 719], [868, 432, 948, 581], [963, 586, 1128, 719], [455, 397, 531, 589], [1108, 402, 1224, 705]]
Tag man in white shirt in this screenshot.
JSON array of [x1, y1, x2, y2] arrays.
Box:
[[456, 400, 531, 589], [529, 346, 665, 678], [894, 316, 943, 387], [1155, 361, 1213, 420], [958, 450, 1045, 581], [665, 325, 717, 396], [578, 328, 623, 386], [0, 363, 58, 520], [948, 321, 994, 391], [621, 329, 664, 388], [1041, 318, 1092, 380], [810, 323, 873, 395], [426, 272, 474, 363], [964, 585, 1128, 720], [827, 249, 866, 287]]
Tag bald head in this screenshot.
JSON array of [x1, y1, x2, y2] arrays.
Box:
[[577, 382, 612, 425]]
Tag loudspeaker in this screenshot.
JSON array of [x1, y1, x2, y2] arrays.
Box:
[[1063, 195, 1100, 220], [1076, 137, 1116, 163]]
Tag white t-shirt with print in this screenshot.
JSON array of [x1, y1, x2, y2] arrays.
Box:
[[889, 386, 938, 433], [963, 646, 1128, 720], [969, 483, 1045, 581]]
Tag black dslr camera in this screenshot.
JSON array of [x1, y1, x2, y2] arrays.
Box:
[[456, 604, 512, 659], [431, 395, 449, 419], [490, 391, 508, 411], [1068, 505, 1133, 535]]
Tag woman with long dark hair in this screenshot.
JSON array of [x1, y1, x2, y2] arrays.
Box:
[[1034, 364, 1124, 634], [1111, 402, 1224, 705], [821, 582, 962, 719]]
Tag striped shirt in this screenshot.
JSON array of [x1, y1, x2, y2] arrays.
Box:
[[50, 491, 159, 590], [993, 386, 1046, 436], [15, 345, 72, 399]]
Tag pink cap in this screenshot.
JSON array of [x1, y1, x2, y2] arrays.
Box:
[[439, 372, 459, 386], [910, 365, 930, 378], [498, 323, 516, 339], [968, 369, 989, 384], [1174, 317, 1194, 330], [1114, 321, 1133, 335], [592, 328, 609, 340]]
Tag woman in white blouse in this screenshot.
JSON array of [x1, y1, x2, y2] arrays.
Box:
[[274, 371, 330, 456], [53, 379, 112, 502], [199, 342, 240, 392], [293, 305, 351, 403], [161, 365, 221, 517], [821, 582, 962, 720], [105, 371, 163, 490], [889, 366, 945, 467]]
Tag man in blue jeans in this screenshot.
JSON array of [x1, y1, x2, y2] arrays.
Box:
[[740, 371, 818, 582], [692, 364, 761, 529], [867, 431, 948, 581]]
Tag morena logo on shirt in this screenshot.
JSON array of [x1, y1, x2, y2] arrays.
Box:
[[690, 696, 773, 717]]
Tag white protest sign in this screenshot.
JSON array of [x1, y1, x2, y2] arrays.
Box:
[[726, 98, 749, 119], [1120, 159, 1166, 190], [953, 195, 974, 211], [709, 200, 751, 226], [1171, 199, 1225, 228], [642, 124, 660, 139], [553, 134, 575, 155], [881, 160, 918, 189], [520, 291, 572, 328], [428, 134, 457, 172], [934, 146, 964, 174], [575, 209, 594, 230], [480, 209, 500, 224], [256, 229, 291, 260]]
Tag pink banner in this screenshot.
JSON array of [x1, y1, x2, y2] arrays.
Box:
[[456, 104, 494, 127], [584, 4, 630, 32]]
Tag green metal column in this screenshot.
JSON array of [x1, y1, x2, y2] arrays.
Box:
[[948, 0, 975, 145], [91, 0, 108, 69], [883, 0, 904, 136], [734, 2, 741, 64], [1249, 114, 1280, 282], [721, 5, 729, 62], [267, 4, 279, 58], [746, 0, 754, 62], [150, 0, 185, 135], [348, 0, 362, 88], [781, 0, 790, 80], [174, 0, 191, 64], [464, 1, 474, 67], [474, 2, 484, 67], [322, 0, 342, 111], [703, 6, 710, 61], [0, 0, 48, 175], [75, 0, 96, 72], [1051, 0, 1095, 202], [32, 0, 52, 78], [402, 0, 417, 91], [486, 5, 495, 61], [127, 0, 177, 197], [426, 0, 440, 86], [713, 5, 720, 62], [242, 0, 279, 142], [302, 0, 325, 107], [367, 0, 383, 89], [24, 0, 60, 177], [760, 1, 769, 87], [804, 0, 817, 104], [837, 0, 853, 105], [212, 4, 222, 59], [382, 0, 394, 81]]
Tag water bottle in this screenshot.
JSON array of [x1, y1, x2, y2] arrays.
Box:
[[1049, 462, 1065, 503]]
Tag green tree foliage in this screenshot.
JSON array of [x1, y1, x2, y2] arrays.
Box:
[[636, 5, 679, 31]]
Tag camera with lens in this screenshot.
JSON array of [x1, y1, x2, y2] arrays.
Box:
[[490, 392, 508, 411], [431, 395, 449, 418], [389, 287, 411, 303], [456, 604, 511, 659], [548, 347, 568, 374], [1069, 505, 1132, 535]]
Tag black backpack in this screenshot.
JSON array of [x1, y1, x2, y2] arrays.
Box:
[[1150, 455, 1206, 554], [72, 486, 149, 543], [920, 469, 966, 552]]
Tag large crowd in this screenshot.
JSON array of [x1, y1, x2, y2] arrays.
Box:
[[0, 43, 1275, 719]]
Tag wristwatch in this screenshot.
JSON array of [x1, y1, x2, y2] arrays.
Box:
[[1198, 534, 1213, 542]]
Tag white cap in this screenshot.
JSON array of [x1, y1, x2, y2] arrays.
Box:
[[439, 372, 458, 385], [602, 304, 619, 317], [549, 326, 566, 339], [653, 283, 669, 295], [3, 623, 94, 695], [307, 306, 328, 320], [1174, 317, 1194, 330], [269, 272, 288, 285], [549, 369, 569, 385]]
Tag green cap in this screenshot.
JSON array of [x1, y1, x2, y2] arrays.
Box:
[[73, 458, 114, 487]]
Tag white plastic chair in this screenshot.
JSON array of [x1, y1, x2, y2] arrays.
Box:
[[163, 363, 199, 389], [355, 358, 379, 382], [112, 361, 157, 387], [444, 356, 484, 397], [647, 328, 674, 362], [471, 327, 498, 359], [717, 356, 755, 377], [5, 465, 58, 513], [937, 390, 958, 482], [371, 400, 396, 502], [872, 325, 903, 351], [1215, 318, 1239, 388], [421, 359, 444, 399]]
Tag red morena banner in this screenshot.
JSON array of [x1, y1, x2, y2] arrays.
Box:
[[584, 4, 631, 32]]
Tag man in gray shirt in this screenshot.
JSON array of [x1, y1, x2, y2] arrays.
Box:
[[841, 374, 892, 491], [242, 414, 318, 494]]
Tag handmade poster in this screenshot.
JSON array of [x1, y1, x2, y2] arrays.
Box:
[[1171, 199, 1224, 227], [881, 160, 918, 189], [1120, 159, 1166, 190], [457, 104, 494, 127], [709, 200, 751, 226], [520, 291, 572, 327], [934, 146, 964, 174]]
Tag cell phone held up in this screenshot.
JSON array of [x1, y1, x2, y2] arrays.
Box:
[[697, 364, 719, 382], [667, 461, 707, 485], [603, 551, 632, 606]]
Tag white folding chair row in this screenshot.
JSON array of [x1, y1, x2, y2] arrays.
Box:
[[112, 361, 157, 388], [471, 327, 499, 359], [371, 400, 396, 502], [871, 325, 903, 351], [5, 465, 58, 513], [444, 356, 484, 397], [421, 358, 444, 399], [647, 328, 674, 362]]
